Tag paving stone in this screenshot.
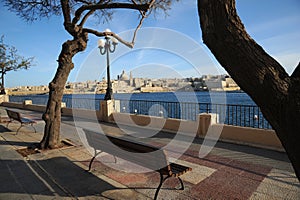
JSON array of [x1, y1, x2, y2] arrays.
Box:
[[172, 158, 216, 185], [250, 191, 280, 200], [1, 110, 300, 200], [0, 193, 33, 200]]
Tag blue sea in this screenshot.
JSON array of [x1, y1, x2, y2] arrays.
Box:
[[9, 92, 271, 129], [66, 91, 255, 105], [9, 91, 256, 110]]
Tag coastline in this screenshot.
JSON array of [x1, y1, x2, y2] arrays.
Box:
[[8, 89, 243, 96], [7, 84, 243, 96]]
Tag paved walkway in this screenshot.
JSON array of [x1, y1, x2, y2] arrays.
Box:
[[0, 107, 299, 199]]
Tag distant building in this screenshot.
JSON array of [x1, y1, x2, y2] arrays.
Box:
[[204, 75, 240, 91], [8, 70, 240, 95]]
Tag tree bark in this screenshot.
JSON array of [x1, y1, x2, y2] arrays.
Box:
[[39, 0, 154, 149], [198, 0, 300, 180], [40, 35, 88, 149], [0, 70, 5, 94]]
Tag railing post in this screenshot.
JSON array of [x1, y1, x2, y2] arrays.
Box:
[[198, 113, 218, 136], [23, 100, 32, 105], [100, 100, 120, 122], [61, 102, 66, 108], [0, 95, 9, 104]]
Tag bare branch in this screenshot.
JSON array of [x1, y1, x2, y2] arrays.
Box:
[[83, 28, 134, 48], [3, 0, 61, 22], [130, 0, 156, 45], [74, 0, 93, 4], [61, 0, 72, 24], [131, 0, 145, 17], [79, 9, 96, 27], [72, 2, 151, 25], [83, 0, 154, 49], [131, 13, 146, 46]]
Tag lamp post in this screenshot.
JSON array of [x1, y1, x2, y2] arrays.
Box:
[[98, 29, 118, 100]]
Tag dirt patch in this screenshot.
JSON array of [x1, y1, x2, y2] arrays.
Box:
[[17, 147, 40, 157], [16, 139, 75, 157]]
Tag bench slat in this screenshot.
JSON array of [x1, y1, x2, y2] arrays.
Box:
[[84, 129, 169, 171], [6, 110, 22, 123], [5, 109, 37, 134], [83, 128, 192, 200], [20, 117, 36, 124], [169, 163, 192, 177], [84, 129, 192, 175]]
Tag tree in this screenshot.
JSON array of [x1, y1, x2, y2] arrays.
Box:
[[0, 35, 34, 94], [3, 0, 176, 149], [197, 0, 300, 180]]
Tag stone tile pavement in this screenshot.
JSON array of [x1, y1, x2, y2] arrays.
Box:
[[0, 107, 299, 199]]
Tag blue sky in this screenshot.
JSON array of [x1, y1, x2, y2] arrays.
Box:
[[0, 0, 299, 87]]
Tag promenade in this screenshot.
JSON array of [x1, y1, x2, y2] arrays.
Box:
[[0, 107, 299, 199]]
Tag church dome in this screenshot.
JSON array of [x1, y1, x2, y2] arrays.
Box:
[[120, 70, 129, 81]]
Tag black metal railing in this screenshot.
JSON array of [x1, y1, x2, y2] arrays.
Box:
[[9, 95, 102, 110], [118, 99, 272, 129], [9, 95, 272, 129]]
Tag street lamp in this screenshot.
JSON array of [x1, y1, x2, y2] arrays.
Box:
[[98, 29, 118, 100]]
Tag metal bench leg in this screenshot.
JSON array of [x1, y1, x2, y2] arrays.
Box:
[[154, 173, 164, 200], [154, 175, 185, 199], [31, 123, 37, 133], [88, 156, 97, 171], [88, 149, 102, 171], [16, 124, 23, 135], [177, 177, 184, 190], [154, 173, 171, 200]]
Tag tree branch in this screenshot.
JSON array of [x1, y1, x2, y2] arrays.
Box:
[[72, 2, 151, 25], [83, 28, 134, 48], [61, 0, 71, 23], [198, 0, 290, 96], [291, 62, 300, 79], [81, 1, 158, 49], [74, 0, 93, 5], [79, 9, 95, 27], [61, 0, 75, 35], [198, 0, 291, 128], [131, 13, 146, 46]]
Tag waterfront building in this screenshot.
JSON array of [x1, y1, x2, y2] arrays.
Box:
[[7, 70, 240, 95]]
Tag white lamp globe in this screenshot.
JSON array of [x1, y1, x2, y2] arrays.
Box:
[[98, 39, 105, 48], [111, 37, 118, 45]]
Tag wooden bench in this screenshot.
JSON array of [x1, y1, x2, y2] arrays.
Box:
[[6, 109, 37, 134], [83, 128, 192, 200]]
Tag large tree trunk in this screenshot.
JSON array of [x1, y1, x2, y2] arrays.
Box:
[[0, 70, 5, 94], [198, 0, 300, 180], [40, 35, 87, 149]]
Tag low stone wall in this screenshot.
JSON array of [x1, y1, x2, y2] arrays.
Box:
[[0, 98, 283, 151], [2, 101, 46, 112], [62, 107, 102, 121], [112, 112, 283, 151], [1, 101, 103, 121], [112, 112, 199, 135], [208, 124, 283, 151]]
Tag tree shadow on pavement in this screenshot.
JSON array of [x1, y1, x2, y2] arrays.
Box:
[[0, 156, 116, 198]]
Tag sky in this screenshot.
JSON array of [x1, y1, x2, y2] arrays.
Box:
[[0, 0, 299, 88]]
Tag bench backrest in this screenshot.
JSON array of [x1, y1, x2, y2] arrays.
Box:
[[6, 109, 22, 122], [83, 129, 169, 171]]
